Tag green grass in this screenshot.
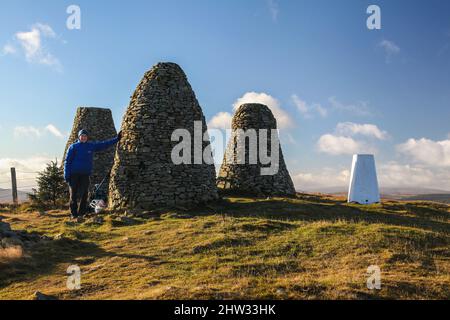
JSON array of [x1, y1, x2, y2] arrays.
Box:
[[0, 194, 449, 300]]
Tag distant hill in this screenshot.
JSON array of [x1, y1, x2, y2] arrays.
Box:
[[0, 188, 30, 204], [302, 186, 450, 196], [400, 194, 450, 204], [380, 187, 450, 196], [298, 186, 450, 204]]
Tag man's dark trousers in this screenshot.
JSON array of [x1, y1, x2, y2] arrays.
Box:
[[69, 174, 90, 217]]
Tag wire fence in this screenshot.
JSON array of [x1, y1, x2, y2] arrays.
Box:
[[0, 169, 39, 204], [16, 170, 39, 191]]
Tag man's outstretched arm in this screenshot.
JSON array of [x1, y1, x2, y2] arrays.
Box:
[[92, 131, 122, 152]]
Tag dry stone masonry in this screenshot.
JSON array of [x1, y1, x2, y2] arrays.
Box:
[[217, 103, 296, 196], [108, 62, 218, 210], [63, 107, 117, 196]]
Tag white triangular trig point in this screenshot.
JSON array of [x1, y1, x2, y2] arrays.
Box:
[[348, 154, 380, 204]]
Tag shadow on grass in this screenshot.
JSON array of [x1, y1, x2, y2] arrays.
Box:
[[0, 237, 106, 290], [187, 196, 449, 234], [0, 233, 161, 291]]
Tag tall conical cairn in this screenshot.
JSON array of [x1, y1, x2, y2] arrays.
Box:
[[108, 62, 218, 210], [217, 103, 296, 196], [63, 107, 117, 195]]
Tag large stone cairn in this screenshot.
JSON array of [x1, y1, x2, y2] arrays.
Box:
[[217, 103, 296, 196], [63, 107, 117, 196], [108, 62, 218, 210]]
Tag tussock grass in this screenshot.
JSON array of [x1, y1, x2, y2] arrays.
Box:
[[0, 195, 448, 300], [0, 246, 23, 263]]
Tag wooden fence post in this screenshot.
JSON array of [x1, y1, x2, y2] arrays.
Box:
[[11, 167, 18, 205]]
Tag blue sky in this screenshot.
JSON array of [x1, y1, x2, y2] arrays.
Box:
[[1, 0, 450, 191]]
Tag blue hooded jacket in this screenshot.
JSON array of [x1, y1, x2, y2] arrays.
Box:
[[64, 137, 119, 181]]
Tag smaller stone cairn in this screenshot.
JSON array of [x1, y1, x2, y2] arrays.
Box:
[[217, 103, 296, 196], [63, 107, 117, 196]]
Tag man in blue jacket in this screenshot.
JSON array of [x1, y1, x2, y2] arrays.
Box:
[[64, 129, 122, 219]]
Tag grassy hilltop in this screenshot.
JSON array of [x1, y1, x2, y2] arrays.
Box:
[[0, 194, 449, 300]]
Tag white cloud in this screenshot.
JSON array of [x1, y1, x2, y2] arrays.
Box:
[[208, 112, 233, 130], [291, 95, 372, 118], [292, 94, 308, 114], [296, 131, 450, 192], [266, 0, 279, 21], [0, 155, 54, 189], [378, 161, 450, 190], [378, 162, 433, 188], [291, 94, 328, 119], [210, 92, 295, 131], [16, 28, 40, 59], [232, 92, 294, 129], [336, 122, 388, 140], [293, 162, 450, 192], [14, 124, 65, 139], [14, 126, 42, 139], [45, 124, 65, 138], [284, 133, 299, 146], [317, 122, 386, 155], [379, 39, 400, 63], [328, 96, 372, 116], [317, 134, 369, 156], [13, 23, 61, 70], [292, 168, 350, 191], [315, 104, 328, 118], [397, 137, 450, 167], [1, 44, 16, 56], [379, 39, 400, 55], [34, 23, 56, 38]]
